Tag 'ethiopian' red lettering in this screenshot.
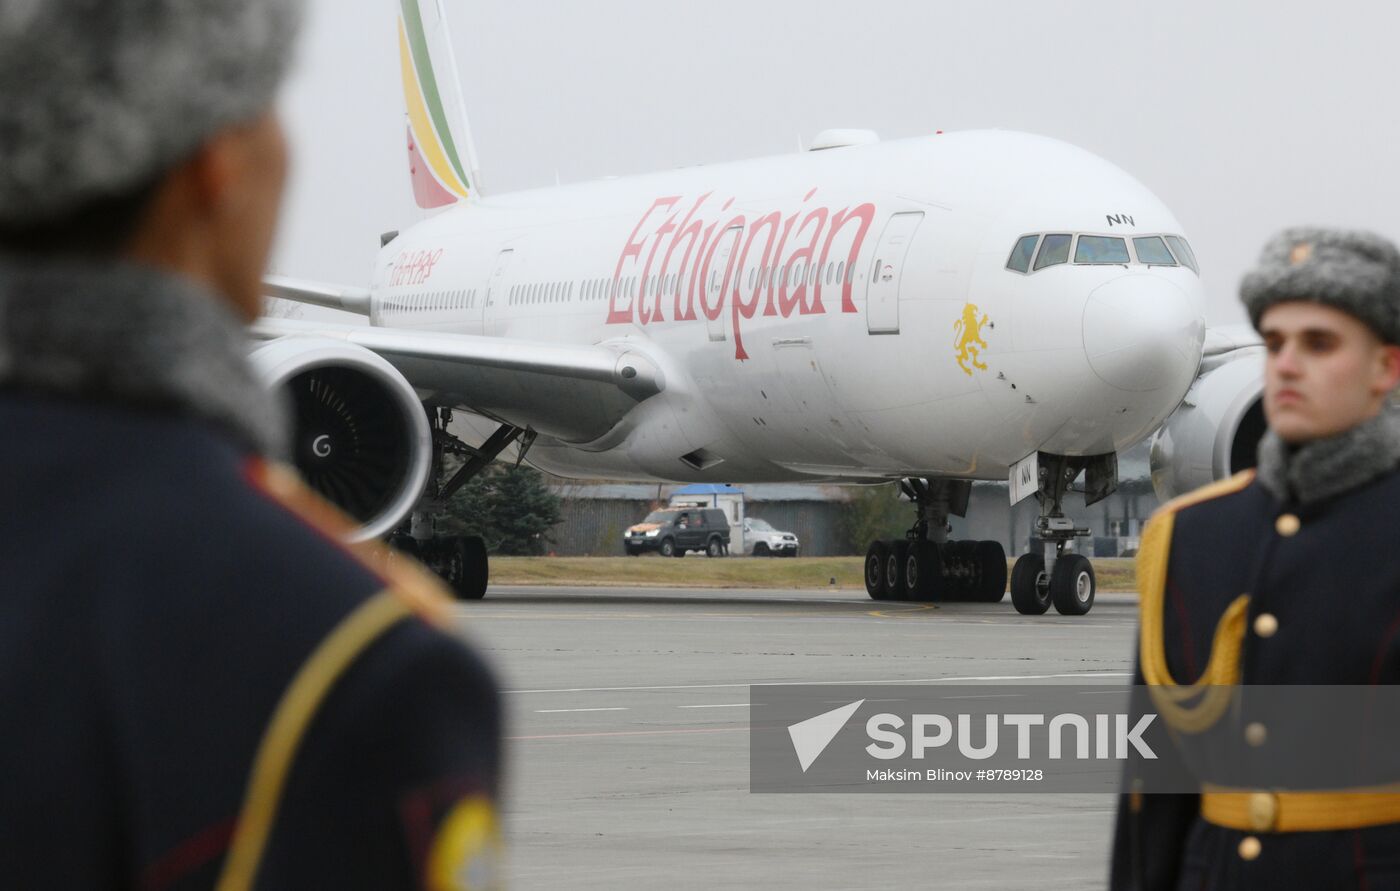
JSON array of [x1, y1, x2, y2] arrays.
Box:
[[608, 197, 679, 324], [389, 248, 444, 287], [607, 191, 878, 361]]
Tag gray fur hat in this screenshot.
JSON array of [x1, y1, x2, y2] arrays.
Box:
[[0, 0, 303, 225], [1241, 227, 1400, 344]]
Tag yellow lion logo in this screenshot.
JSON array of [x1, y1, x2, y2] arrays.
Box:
[[953, 303, 990, 376]]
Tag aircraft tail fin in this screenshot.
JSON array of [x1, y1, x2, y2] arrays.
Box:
[[396, 0, 481, 208]]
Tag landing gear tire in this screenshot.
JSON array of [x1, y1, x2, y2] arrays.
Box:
[[865, 540, 891, 601], [905, 540, 943, 601], [1011, 553, 1051, 616], [754, 543, 770, 557], [944, 541, 976, 601], [660, 538, 678, 558], [886, 540, 910, 601], [1050, 554, 1096, 616], [974, 541, 1008, 603], [456, 536, 489, 601], [706, 537, 724, 558], [421, 535, 488, 601]]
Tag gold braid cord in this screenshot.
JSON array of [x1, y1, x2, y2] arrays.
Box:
[[1137, 471, 1255, 734], [214, 592, 413, 891]]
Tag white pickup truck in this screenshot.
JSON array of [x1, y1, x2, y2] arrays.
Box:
[[744, 517, 800, 557]]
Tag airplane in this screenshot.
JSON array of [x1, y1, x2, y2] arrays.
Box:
[[255, 0, 1268, 615]]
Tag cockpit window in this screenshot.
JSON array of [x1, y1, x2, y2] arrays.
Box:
[[1006, 235, 1040, 273], [1033, 234, 1072, 270], [1075, 235, 1130, 265], [1164, 235, 1199, 274], [1007, 231, 1199, 275], [1133, 236, 1177, 266]]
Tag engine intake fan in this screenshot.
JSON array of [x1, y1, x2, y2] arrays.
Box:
[[1149, 350, 1266, 502], [251, 338, 432, 541]]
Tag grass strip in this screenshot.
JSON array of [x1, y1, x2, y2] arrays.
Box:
[[489, 556, 1138, 593]]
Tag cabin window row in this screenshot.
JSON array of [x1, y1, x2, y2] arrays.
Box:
[[510, 281, 578, 306], [383, 289, 477, 314], [512, 278, 637, 306], [507, 258, 856, 309], [1005, 233, 1199, 275]]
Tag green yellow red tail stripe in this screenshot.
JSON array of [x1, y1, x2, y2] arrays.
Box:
[[397, 0, 471, 207]]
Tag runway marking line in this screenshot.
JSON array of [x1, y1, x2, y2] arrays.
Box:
[[510, 726, 748, 741], [463, 609, 944, 621], [944, 693, 1025, 700], [677, 703, 751, 709], [506, 670, 1131, 695], [534, 707, 629, 714], [866, 604, 939, 618], [460, 611, 1130, 630]]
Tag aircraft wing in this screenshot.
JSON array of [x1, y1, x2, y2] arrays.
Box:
[[250, 317, 665, 443]]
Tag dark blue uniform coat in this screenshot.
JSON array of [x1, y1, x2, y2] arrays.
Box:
[[1111, 467, 1400, 890], [0, 395, 502, 890]]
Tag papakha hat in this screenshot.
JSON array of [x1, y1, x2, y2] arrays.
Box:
[[0, 0, 303, 225], [1241, 227, 1400, 345]]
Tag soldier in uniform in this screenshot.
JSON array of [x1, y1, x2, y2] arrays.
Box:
[[1111, 228, 1400, 889], [0, 2, 503, 889]]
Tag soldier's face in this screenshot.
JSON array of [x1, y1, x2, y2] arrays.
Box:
[[208, 112, 290, 320], [1260, 302, 1400, 443]]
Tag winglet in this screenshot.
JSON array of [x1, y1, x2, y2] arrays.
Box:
[[397, 0, 481, 208]]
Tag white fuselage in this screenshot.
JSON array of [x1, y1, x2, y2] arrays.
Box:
[[367, 130, 1207, 483]]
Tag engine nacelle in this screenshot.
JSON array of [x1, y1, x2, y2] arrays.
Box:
[[1149, 350, 1267, 502], [250, 338, 432, 542]]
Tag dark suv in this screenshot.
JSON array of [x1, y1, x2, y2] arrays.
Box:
[[625, 508, 731, 557]]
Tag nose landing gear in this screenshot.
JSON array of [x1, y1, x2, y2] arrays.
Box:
[[1009, 453, 1113, 616]]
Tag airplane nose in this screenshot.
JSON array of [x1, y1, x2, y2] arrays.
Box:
[[1082, 274, 1204, 392]]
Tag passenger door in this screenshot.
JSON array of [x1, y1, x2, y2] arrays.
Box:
[[704, 226, 743, 342], [865, 212, 923, 335], [674, 512, 698, 550], [483, 248, 513, 336], [688, 512, 708, 549]]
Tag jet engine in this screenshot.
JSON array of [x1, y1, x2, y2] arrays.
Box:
[[1149, 349, 1267, 502], [250, 338, 432, 541]]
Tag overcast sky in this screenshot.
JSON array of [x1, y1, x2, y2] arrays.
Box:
[[271, 0, 1400, 327]]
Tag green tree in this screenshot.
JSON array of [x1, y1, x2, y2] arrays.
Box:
[[445, 464, 563, 555], [840, 483, 910, 553]]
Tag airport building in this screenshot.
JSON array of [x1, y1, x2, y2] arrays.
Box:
[[544, 442, 1157, 558], [544, 479, 854, 557]]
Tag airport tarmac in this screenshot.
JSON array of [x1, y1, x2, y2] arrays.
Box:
[[456, 586, 1141, 890]]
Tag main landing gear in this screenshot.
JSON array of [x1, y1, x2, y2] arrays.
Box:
[[863, 458, 1111, 616], [863, 479, 1007, 604], [389, 408, 532, 601]]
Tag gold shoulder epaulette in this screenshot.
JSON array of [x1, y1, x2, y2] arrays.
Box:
[[1136, 469, 1255, 733], [243, 458, 455, 628], [1155, 469, 1256, 519]]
